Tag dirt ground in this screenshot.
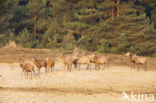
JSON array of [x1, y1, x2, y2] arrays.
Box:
[[0, 63, 156, 103], [0, 48, 156, 103]]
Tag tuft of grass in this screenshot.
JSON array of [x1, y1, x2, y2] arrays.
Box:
[[0, 51, 5, 55]]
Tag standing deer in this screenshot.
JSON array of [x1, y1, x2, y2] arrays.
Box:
[[76, 53, 96, 70], [125, 52, 136, 69], [32, 57, 47, 74], [133, 54, 148, 72], [94, 55, 109, 70], [56, 53, 78, 71], [46, 57, 55, 72]]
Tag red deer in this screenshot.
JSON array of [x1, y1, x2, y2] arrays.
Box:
[[32, 57, 47, 74], [46, 57, 55, 72], [20, 62, 35, 79]]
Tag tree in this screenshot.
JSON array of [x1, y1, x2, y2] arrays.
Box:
[[0, 0, 156, 56], [0, 0, 8, 15]]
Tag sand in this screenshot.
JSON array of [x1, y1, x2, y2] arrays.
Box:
[[0, 63, 156, 103]]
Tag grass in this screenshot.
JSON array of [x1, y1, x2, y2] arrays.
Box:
[[0, 51, 5, 55], [0, 47, 155, 70]]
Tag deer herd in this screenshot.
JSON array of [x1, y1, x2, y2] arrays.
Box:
[[19, 50, 148, 79]]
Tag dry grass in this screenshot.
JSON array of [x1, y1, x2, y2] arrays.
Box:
[[4, 41, 18, 48], [0, 48, 156, 103], [0, 48, 155, 70], [0, 63, 156, 103]]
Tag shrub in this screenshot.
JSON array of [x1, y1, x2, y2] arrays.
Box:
[[97, 39, 111, 53], [18, 28, 34, 48], [114, 34, 130, 53]]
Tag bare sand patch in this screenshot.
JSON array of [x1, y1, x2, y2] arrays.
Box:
[[0, 63, 156, 103]]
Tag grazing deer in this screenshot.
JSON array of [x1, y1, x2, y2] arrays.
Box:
[[20, 62, 35, 79]]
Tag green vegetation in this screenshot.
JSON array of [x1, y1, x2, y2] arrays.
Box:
[[0, 0, 156, 56]]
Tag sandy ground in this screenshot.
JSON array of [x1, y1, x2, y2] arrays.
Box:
[[0, 63, 156, 103]]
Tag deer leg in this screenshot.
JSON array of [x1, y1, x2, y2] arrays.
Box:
[[48, 66, 50, 72], [49, 66, 50, 72], [38, 67, 41, 75], [138, 64, 141, 72], [79, 64, 81, 70], [139, 64, 141, 72], [31, 71, 32, 79], [68, 65, 72, 72], [146, 64, 148, 71], [104, 64, 106, 70], [25, 72, 26, 79], [97, 64, 100, 70], [24, 71, 26, 79], [70, 64, 72, 71], [137, 64, 139, 72], [51, 65, 53, 72], [132, 63, 134, 69], [145, 63, 147, 72], [67, 65, 69, 71], [103, 64, 106, 70], [49, 66, 51, 72], [89, 64, 91, 70], [45, 67, 47, 73], [70, 65, 72, 71], [131, 62, 133, 69], [130, 62, 132, 69], [106, 62, 110, 69], [21, 69, 24, 76], [66, 64, 68, 71], [102, 64, 105, 70], [77, 64, 80, 70], [33, 69, 36, 78], [95, 63, 98, 70], [73, 60, 77, 69], [38, 68, 40, 74], [63, 64, 66, 71], [27, 72, 29, 79], [96, 64, 99, 70], [86, 64, 89, 70], [67, 64, 70, 72], [26, 71, 28, 79], [46, 66, 50, 72], [88, 64, 90, 70], [75, 63, 78, 70]]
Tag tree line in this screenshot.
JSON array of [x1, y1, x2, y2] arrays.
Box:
[[0, 0, 156, 56]]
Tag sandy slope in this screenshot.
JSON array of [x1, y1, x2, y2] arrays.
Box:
[[0, 63, 156, 103]]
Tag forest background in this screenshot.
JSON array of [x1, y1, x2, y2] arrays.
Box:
[[0, 0, 156, 56]]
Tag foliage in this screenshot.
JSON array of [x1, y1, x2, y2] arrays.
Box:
[[0, 0, 156, 56]]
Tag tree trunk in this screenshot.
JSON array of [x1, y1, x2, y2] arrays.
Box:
[[112, 6, 114, 19], [116, 0, 120, 16], [46, 0, 52, 7], [33, 15, 37, 39], [89, 0, 95, 9]]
